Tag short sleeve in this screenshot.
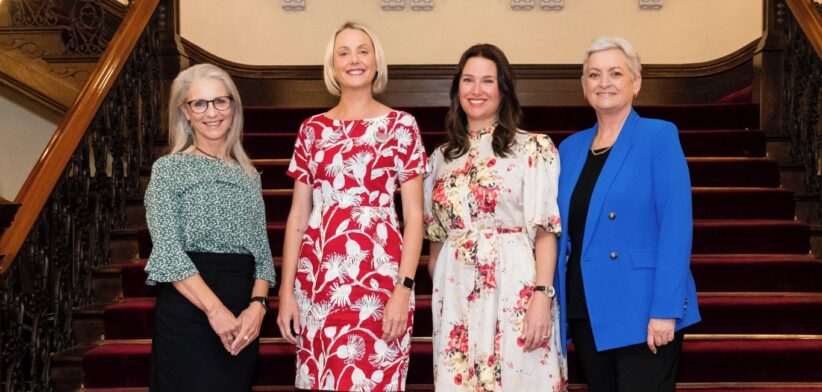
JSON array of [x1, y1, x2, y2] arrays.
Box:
[[143, 158, 199, 284], [423, 148, 448, 242], [522, 134, 562, 242], [395, 113, 428, 184], [287, 119, 316, 186]]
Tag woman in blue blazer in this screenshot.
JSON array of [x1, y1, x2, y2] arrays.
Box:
[[556, 37, 700, 391]]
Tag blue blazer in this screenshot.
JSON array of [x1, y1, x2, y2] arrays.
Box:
[[555, 110, 700, 353]]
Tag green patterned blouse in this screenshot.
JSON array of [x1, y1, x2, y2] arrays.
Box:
[[144, 153, 276, 286]]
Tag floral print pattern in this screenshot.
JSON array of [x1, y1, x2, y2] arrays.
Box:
[[287, 111, 427, 391], [424, 130, 567, 391]]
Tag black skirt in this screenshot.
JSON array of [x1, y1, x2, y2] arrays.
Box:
[[150, 252, 258, 392]]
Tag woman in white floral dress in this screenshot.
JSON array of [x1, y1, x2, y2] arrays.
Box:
[[424, 44, 567, 391]]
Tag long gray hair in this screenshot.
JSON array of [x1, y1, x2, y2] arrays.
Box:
[[167, 63, 256, 175]]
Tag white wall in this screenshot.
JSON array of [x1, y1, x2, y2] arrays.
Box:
[[0, 87, 59, 201], [180, 0, 763, 66]]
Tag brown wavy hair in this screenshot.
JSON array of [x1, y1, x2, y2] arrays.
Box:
[[442, 44, 522, 161]]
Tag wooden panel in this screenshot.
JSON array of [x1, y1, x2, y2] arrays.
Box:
[[183, 38, 757, 107]]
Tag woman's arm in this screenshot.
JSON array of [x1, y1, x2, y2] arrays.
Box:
[[276, 180, 313, 344], [383, 175, 424, 342], [522, 228, 558, 352], [172, 276, 240, 352]]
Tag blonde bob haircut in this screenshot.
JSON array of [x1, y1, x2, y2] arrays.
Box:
[[323, 22, 388, 96], [582, 36, 642, 80], [167, 63, 256, 175]]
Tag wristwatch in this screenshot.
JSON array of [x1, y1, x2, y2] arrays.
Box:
[[396, 276, 415, 290], [534, 285, 556, 299], [250, 296, 267, 312]]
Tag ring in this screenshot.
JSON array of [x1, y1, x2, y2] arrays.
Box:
[[243, 336, 249, 341], [542, 335, 549, 339]]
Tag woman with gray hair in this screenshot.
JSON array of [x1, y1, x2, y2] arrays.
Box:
[[276, 22, 427, 391], [145, 63, 276, 390], [554, 37, 701, 391]]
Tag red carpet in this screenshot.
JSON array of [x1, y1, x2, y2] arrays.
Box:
[[82, 103, 822, 389]]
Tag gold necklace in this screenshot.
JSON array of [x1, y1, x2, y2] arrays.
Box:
[[590, 144, 613, 156]]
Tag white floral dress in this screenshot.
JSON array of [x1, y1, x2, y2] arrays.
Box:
[[287, 110, 427, 391], [424, 128, 568, 391]]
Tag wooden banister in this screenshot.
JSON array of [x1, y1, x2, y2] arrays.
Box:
[[785, 0, 822, 59], [0, 0, 160, 275]]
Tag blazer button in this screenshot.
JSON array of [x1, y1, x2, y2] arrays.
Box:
[[608, 212, 616, 220], [609, 251, 618, 260]]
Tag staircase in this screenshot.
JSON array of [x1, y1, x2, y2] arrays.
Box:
[[0, 1, 117, 112], [69, 103, 822, 391]]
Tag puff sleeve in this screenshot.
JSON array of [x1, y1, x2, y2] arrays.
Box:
[[522, 134, 562, 244]]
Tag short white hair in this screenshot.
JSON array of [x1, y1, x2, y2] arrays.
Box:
[[583, 37, 642, 80], [323, 22, 388, 96]]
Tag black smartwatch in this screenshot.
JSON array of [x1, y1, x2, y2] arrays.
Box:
[[534, 285, 556, 299], [397, 276, 415, 290], [250, 296, 267, 312]]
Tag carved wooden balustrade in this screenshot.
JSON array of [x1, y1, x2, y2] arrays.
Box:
[[781, 0, 822, 200], [0, 0, 166, 389]]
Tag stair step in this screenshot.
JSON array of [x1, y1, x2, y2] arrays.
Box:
[[121, 253, 822, 299], [243, 129, 767, 159], [80, 335, 822, 388], [102, 293, 822, 340], [243, 104, 759, 133], [259, 187, 795, 222], [255, 157, 781, 189], [135, 219, 810, 260], [79, 383, 822, 392], [0, 26, 67, 57]]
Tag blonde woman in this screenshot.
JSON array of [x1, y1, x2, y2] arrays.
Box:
[[276, 22, 427, 391], [144, 63, 276, 391]]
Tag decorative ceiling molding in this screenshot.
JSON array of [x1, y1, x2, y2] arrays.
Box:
[[381, 0, 405, 10], [639, 0, 662, 10], [511, 0, 535, 10], [282, 0, 305, 11], [409, 0, 434, 11], [540, 0, 563, 10]]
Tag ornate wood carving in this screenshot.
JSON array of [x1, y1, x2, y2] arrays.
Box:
[[66, 0, 109, 54], [0, 0, 163, 390], [0, 199, 20, 237], [782, 2, 822, 196], [11, 0, 59, 26]]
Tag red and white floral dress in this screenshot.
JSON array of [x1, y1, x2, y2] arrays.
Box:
[[424, 128, 568, 391], [287, 110, 427, 391]]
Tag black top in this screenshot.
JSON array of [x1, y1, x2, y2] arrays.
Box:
[[566, 147, 611, 319]]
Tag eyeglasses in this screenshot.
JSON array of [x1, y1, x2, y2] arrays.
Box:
[[186, 96, 233, 114]]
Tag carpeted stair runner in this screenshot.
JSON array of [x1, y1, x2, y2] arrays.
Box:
[[80, 103, 822, 390]]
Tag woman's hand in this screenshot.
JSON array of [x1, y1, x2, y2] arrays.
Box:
[[522, 291, 553, 352], [230, 301, 266, 355], [647, 318, 676, 353], [276, 290, 302, 344], [206, 304, 241, 352], [382, 285, 411, 342]]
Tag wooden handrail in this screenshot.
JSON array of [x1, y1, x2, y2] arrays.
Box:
[[786, 0, 822, 59], [0, 0, 160, 275]]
